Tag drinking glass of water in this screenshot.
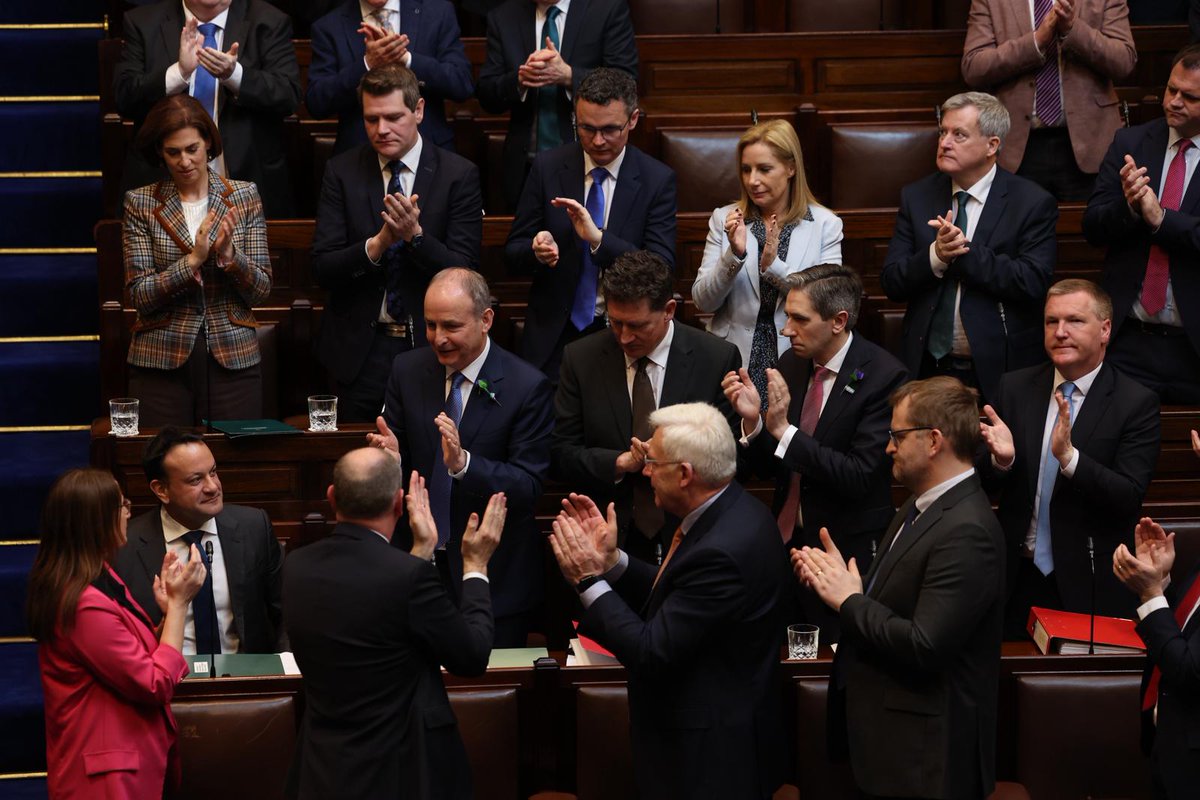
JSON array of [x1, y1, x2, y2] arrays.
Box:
[[787, 624, 819, 660], [109, 398, 140, 438], [308, 395, 338, 432]]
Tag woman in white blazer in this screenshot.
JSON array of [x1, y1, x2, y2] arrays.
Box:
[[692, 120, 843, 405]]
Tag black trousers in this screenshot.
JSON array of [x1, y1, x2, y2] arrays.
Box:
[[129, 334, 262, 427]]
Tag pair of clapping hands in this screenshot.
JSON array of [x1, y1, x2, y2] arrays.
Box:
[[368, 414, 466, 474], [187, 206, 241, 283], [178, 17, 238, 80], [152, 545, 208, 615], [400, 469, 506, 566]]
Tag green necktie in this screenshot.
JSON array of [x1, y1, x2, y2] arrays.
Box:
[[927, 190, 971, 361], [535, 6, 562, 151]]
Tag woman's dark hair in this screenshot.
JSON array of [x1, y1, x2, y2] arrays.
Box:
[[134, 94, 224, 167], [26, 469, 125, 641]]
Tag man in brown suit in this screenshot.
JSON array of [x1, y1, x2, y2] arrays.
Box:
[[962, 0, 1136, 201]]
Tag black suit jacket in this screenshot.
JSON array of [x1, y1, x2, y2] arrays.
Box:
[[384, 340, 554, 619], [1083, 117, 1200, 355], [476, 0, 638, 207], [305, 0, 474, 154], [988, 362, 1160, 618], [1137, 564, 1200, 795], [835, 475, 1005, 800], [506, 142, 677, 371], [283, 522, 492, 800], [312, 141, 482, 386], [114, 0, 302, 218], [580, 481, 790, 800], [112, 504, 285, 653], [552, 322, 742, 543], [880, 168, 1057, 402]]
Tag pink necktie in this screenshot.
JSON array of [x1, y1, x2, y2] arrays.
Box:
[[777, 366, 831, 542], [1142, 139, 1193, 316]]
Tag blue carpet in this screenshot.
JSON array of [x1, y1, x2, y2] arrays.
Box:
[[0, 178, 101, 248], [0, 642, 45, 773], [0, 31, 103, 95], [0, 256, 97, 337], [0, 432, 90, 542], [0, 0, 103, 23], [0, 103, 101, 172], [0, 544, 36, 639], [0, 342, 100, 427], [0, 777, 47, 800]]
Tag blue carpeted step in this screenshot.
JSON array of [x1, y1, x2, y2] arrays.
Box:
[[0, 431, 91, 541], [0, 0, 103, 23], [0, 178, 101, 248], [0, 103, 101, 172], [0, 342, 100, 427], [0, 30, 103, 96], [0, 776, 48, 800], [0, 256, 98, 337], [0, 642, 45, 773], [0, 544, 36, 638]]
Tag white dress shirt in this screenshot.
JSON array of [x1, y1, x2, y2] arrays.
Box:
[[442, 336, 492, 479]]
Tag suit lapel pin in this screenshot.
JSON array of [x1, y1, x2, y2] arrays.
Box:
[[844, 368, 865, 395], [475, 378, 501, 406]]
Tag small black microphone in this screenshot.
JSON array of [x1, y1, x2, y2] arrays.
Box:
[[1087, 536, 1096, 656], [204, 540, 218, 676]]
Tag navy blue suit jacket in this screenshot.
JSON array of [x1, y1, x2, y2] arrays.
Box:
[[1083, 118, 1200, 356], [505, 142, 677, 371], [580, 481, 790, 800], [880, 167, 1057, 402], [312, 141, 482, 386], [476, 0, 638, 207], [306, 0, 473, 154], [383, 340, 554, 618]]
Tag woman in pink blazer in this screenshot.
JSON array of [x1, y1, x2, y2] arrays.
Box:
[[26, 468, 205, 799]]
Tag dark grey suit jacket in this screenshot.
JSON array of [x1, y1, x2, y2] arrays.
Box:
[[112, 504, 285, 653], [834, 475, 1005, 800]]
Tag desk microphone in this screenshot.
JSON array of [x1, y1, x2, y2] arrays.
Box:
[[205, 540, 218, 677], [1086, 536, 1096, 656]]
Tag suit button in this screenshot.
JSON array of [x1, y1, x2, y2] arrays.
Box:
[[369, 321, 377, 328]]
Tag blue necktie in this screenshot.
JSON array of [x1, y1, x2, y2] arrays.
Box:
[[570, 167, 608, 331], [536, 5, 562, 150], [928, 190, 970, 360], [383, 160, 408, 320], [193, 23, 220, 122], [1033, 381, 1077, 575], [182, 530, 220, 654], [430, 372, 466, 548]]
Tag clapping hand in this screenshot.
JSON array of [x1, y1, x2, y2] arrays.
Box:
[[791, 527, 861, 611], [979, 404, 1015, 467]]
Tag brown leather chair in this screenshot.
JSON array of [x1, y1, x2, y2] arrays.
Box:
[[793, 678, 857, 799], [1167, 519, 1200, 586], [658, 129, 744, 213], [828, 123, 939, 209], [171, 695, 297, 800], [1014, 673, 1150, 800], [449, 687, 520, 800], [529, 684, 633, 800]]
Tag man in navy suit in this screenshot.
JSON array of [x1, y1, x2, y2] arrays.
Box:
[[506, 67, 677, 379], [313, 64, 482, 422], [725, 263, 907, 641], [306, 0, 473, 155], [549, 402, 790, 799], [980, 279, 1160, 637], [1083, 44, 1200, 404], [477, 0, 638, 209], [881, 91, 1057, 405], [368, 268, 554, 647]]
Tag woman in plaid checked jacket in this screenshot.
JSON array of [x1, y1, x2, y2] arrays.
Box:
[[123, 96, 272, 426]]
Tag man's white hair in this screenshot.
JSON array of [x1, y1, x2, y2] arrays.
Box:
[[648, 402, 736, 486]]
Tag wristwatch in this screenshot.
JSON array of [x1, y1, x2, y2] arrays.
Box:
[[408, 233, 425, 250], [576, 575, 603, 594]]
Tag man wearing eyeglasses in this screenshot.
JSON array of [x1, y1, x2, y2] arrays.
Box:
[[723, 263, 907, 641], [552, 250, 740, 566], [794, 376, 1005, 800], [979, 279, 1160, 638], [506, 67, 677, 381]]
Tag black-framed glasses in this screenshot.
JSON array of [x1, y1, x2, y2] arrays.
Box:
[[888, 426, 934, 445], [576, 113, 635, 140]]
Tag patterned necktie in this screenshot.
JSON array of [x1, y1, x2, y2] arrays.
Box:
[[373, 8, 392, 32], [1142, 572, 1200, 710], [1033, 381, 1077, 575], [777, 366, 831, 542], [570, 167, 609, 330], [652, 526, 684, 590], [383, 160, 407, 320], [536, 5, 562, 150], [927, 190, 971, 360], [193, 23, 220, 122], [630, 356, 663, 538], [182, 530, 220, 654], [1032, 0, 1063, 126], [1141, 139, 1193, 316], [430, 372, 466, 548]]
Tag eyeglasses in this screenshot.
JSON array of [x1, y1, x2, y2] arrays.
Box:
[[121, 498, 132, 512], [642, 456, 684, 469], [576, 113, 634, 140], [888, 426, 934, 445]]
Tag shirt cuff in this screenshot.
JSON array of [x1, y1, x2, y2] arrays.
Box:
[[364, 239, 383, 266], [579, 580, 611, 609], [1137, 594, 1169, 620], [221, 62, 243, 92], [166, 63, 189, 94], [991, 454, 1014, 472], [739, 415, 763, 446], [449, 451, 471, 479], [929, 242, 948, 276], [402, 51, 412, 67], [463, 571, 489, 584], [604, 550, 629, 583], [774, 425, 798, 459], [1060, 447, 1079, 478]]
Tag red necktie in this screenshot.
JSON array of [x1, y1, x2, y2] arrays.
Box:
[[652, 526, 684, 590], [1142, 573, 1200, 711], [777, 366, 831, 542], [1141, 139, 1193, 316]]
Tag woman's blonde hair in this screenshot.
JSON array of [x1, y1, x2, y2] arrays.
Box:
[[735, 119, 821, 226]]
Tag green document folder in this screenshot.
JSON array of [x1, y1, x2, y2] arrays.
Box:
[[206, 419, 304, 439], [185, 653, 287, 678]]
